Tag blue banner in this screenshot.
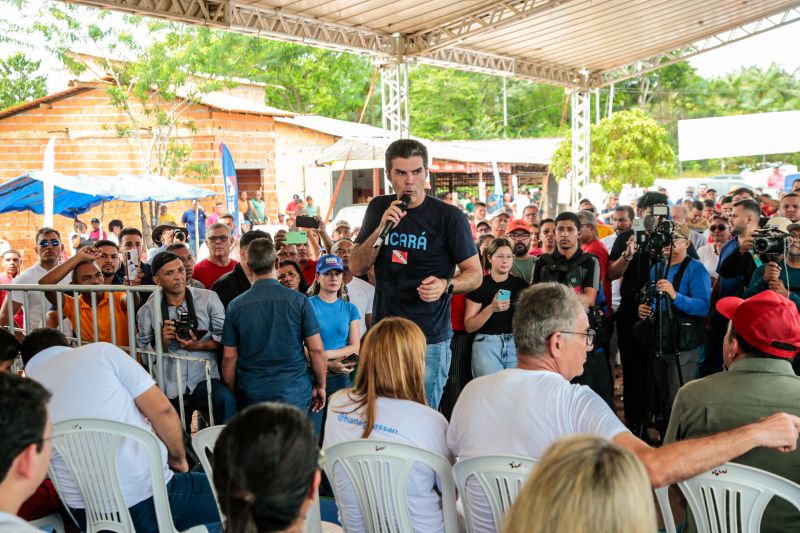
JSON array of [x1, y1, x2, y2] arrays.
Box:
[[219, 143, 240, 236]]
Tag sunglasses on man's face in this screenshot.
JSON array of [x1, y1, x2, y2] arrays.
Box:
[[709, 225, 728, 232], [39, 239, 60, 248]]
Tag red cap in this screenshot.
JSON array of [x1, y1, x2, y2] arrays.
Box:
[[716, 291, 800, 358], [506, 220, 532, 234]]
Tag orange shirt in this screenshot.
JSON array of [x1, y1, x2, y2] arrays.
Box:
[[62, 292, 131, 347]]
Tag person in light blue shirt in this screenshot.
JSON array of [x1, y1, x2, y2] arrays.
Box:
[[308, 254, 360, 436]]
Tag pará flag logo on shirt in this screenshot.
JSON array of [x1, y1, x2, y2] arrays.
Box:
[[391, 250, 408, 265], [219, 143, 240, 236]]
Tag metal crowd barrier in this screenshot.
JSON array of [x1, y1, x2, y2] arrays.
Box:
[[4, 284, 215, 429]]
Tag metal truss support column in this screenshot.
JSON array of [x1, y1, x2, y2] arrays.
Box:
[[380, 61, 410, 139], [570, 90, 591, 205]]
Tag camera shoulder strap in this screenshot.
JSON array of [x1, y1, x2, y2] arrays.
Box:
[[671, 257, 692, 293], [159, 288, 196, 322]]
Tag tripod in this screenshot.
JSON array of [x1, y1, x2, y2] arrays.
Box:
[[641, 249, 685, 439]]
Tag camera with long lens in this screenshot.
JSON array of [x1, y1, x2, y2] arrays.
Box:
[[752, 227, 790, 261], [174, 310, 198, 341], [173, 229, 187, 243]]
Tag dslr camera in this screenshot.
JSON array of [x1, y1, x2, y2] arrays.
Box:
[[752, 226, 790, 261], [173, 229, 187, 243], [174, 310, 198, 341], [637, 204, 674, 254]]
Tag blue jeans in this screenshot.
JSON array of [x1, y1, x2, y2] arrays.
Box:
[[171, 379, 237, 428], [424, 340, 452, 410], [309, 372, 352, 438], [70, 472, 220, 533], [471, 333, 516, 378]]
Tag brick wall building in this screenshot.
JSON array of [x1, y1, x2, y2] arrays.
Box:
[[0, 81, 338, 265]]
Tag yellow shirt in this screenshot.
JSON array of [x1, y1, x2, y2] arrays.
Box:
[[62, 292, 130, 347]]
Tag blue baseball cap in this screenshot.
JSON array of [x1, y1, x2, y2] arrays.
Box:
[[316, 254, 344, 274]]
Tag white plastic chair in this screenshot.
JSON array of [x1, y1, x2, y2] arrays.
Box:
[[322, 440, 460, 533], [678, 462, 800, 533], [50, 418, 208, 533], [191, 425, 225, 516], [655, 486, 677, 533], [190, 425, 339, 533], [30, 513, 65, 533], [452, 455, 536, 533]]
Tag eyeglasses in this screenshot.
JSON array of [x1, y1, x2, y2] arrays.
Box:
[[507, 233, 530, 240], [709, 224, 728, 232], [207, 235, 230, 243], [39, 239, 60, 248], [557, 329, 596, 346]]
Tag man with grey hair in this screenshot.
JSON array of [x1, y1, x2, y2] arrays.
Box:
[[449, 282, 800, 533], [192, 222, 237, 289]]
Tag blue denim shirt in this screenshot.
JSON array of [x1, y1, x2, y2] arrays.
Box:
[[222, 278, 320, 409]]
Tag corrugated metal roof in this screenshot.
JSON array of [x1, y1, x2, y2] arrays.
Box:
[[0, 83, 296, 121], [50, 0, 800, 88], [317, 136, 558, 166], [276, 115, 391, 138]]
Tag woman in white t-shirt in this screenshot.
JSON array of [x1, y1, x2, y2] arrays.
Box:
[[323, 317, 452, 533]]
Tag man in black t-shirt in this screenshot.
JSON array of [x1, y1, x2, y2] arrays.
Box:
[[350, 140, 482, 409], [532, 212, 599, 307], [532, 212, 611, 404]]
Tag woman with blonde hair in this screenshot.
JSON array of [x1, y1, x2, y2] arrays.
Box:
[[323, 317, 452, 533], [504, 434, 656, 533]]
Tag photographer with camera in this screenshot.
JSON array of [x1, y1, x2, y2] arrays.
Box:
[[147, 224, 188, 263], [744, 222, 800, 311], [636, 224, 710, 418], [137, 252, 236, 426]]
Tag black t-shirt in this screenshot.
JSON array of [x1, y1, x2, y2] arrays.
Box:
[[532, 248, 599, 291], [355, 194, 478, 343], [466, 274, 528, 335]]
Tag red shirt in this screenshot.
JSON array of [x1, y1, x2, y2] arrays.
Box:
[[192, 258, 237, 289], [0, 274, 22, 328], [582, 238, 611, 312], [301, 259, 317, 286], [450, 293, 467, 332]]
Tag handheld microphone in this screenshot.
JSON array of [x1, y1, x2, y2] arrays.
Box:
[[373, 194, 411, 249]]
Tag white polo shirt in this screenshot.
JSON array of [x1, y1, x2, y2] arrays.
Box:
[[25, 343, 173, 508], [11, 263, 70, 329]]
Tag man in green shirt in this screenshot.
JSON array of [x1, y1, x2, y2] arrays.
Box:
[[507, 219, 535, 285], [665, 290, 800, 533]]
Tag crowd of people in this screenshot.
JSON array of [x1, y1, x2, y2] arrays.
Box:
[[1, 139, 800, 533]]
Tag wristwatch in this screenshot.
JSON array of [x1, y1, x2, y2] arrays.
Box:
[[445, 278, 455, 295]]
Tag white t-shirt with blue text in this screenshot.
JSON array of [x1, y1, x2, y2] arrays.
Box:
[[323, 390, 452, 533]]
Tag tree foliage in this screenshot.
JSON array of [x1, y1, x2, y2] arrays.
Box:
[[0, 52, 47, 110], [551, 109, 675, 191]]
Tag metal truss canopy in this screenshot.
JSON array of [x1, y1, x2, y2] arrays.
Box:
[[59, 0, 800, 90]]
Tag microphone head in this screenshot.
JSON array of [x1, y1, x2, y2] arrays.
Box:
[[399, 194, 411, 207]]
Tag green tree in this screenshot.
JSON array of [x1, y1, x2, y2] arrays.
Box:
[[0, 52, 47, 110], [551, 109, 675, 191]]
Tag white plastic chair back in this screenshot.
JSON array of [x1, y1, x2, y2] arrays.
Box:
[[191, 426, 224, 516], [190, 424, 328, 533], [50, 418, 207, 533], [452, 455, 536, 533], [655, 486, 677, 533], [322, 440, 459, 533], [678, 462, 800, 533]]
